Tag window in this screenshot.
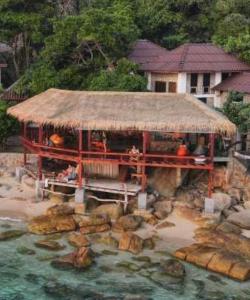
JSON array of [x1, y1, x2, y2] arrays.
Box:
[[198, 97, 207, 104], [191, 73, 198, 87], [155, 81, 167, 92], [222, 73, 229, 81], [203, 73, 210, 86]]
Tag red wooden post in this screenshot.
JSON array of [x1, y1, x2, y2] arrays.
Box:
[[208, 133, 215, 197], [141, 131, 148, 192], [38, 125, 43, 180], [78, 129, 83, 187], [23, 122, 27, 165]]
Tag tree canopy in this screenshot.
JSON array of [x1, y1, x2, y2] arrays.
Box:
[[0, 0, 250, 94]]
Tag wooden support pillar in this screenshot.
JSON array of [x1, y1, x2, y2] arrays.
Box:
[[141, 131, 148, 192], [78, 129, 83, 188], [23, 122, 27, 165], [38, 125, 43, 180], [208, 133, 215, 197]]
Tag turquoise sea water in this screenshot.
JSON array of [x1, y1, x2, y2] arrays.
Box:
[[0, 219, 249, 300]]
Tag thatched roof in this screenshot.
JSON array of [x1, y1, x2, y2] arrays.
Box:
[[8, 88, 236, 135]]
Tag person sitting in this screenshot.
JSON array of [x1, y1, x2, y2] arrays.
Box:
[[57, 164, 79, 182]]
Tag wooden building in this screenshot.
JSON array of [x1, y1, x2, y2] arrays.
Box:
[[8, 89, 236, 203]]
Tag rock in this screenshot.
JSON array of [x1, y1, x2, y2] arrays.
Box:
[[119, 232, 144, 254], [244, 201, 250, 209], [228, 188, 242, 202], [156, 220, 175, 229], [222, 208, 234, 218], [0, 230, 26, 241], [35, 240, 65, 251], [51, 247, 93, 270], [194, 227, 250, 259], [154, 210, 168, 220], [207, 251, 239, 275], [227, 210, 250, 229], [193, 197, 204, 209], [160, 259, 185, 278], [213, 166, 228, 189], [68, 232, 90, 248], [95, 234, 118, 248], [212, 192, 232, 211], [132, 256, 151, 263], [46, 204, 74, 216], [101, 250, 118, 256], [92, 203, 123, 220], [229, 261, 250, 281], [143, 237, 155, 250], [74, 203, 86, 215], [116, 261, 141, 272], [216, 221, 241, 235], [78, 213, 110, 227], [28, 215, 76, 234], [49, 194, 64, 204], [80, 223, 110, 234], [37, 254, 59, 262], [232, 205, 245, 212], [116, 215, 143, 231], [153, 200, 173, 215], [17, 246, 36, 255]]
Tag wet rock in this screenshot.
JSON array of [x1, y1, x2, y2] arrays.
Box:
[[96, 234, 118, 248], [24, 273, 43, 285], [116, 261, 141, 272], [28, 215, 76, 234], [207, 274, 226, 285], [43, 279, 74, 298], [92, 203, 123, 220], [17, 246, 36, 255], [154, 210, 168, 220], [0, 230, 26, 241], [101, 250, 118, 256], [51, 247, 93, 270], [156, 220, 175, 229], [46, 204, 74, 216], [227, 210, 250, 229], [80, 224, 111, 234], [160, 259, 185, 278], [119, 232, 144, 254], [116, 215, 143, 231], [197, 289, 226, 300], [68, 232, 90, 248], [35, 239, 65, 251], [132, 256, 151, 263], [46, 233, 63, 240], [212, 192, 232, 211], [150, 271, 184, 292], [36, 254, 59, 262]]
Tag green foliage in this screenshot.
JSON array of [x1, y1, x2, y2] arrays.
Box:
[[87, 58, 147, 91], [222, 91, 250, 133], [0, 101, 19, 147]]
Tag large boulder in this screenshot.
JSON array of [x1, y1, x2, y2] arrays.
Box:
[[80, 224, 110, 234], [153, 200, 173, 216], [119, 232, 144, 254], [46, 204, 74, 216], [227, 210, 250, 229], [78, 214, 110, 227], [174, 244, 250, 281], [95, 234, 118, 248], [92, 203, 123, 220], [115, 215, 143, 232], [28, 215, 76, 234], [51, 247, 93, 270], [212, 193, 232, 212], [68, 232, 90, 248]]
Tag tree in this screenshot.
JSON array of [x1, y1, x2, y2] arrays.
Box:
[[0, 0, 55, 79], [86, 58, 147, 91], [0, 101, 19, 148], [222, 91, 250, 133]]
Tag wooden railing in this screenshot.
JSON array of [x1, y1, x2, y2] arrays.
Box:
[[21, 137, 213, 170]]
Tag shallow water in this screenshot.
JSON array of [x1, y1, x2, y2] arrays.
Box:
[[0, 219, 249, 300]]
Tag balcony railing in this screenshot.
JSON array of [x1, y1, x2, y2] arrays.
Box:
[[189, 86, 214, 95]]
